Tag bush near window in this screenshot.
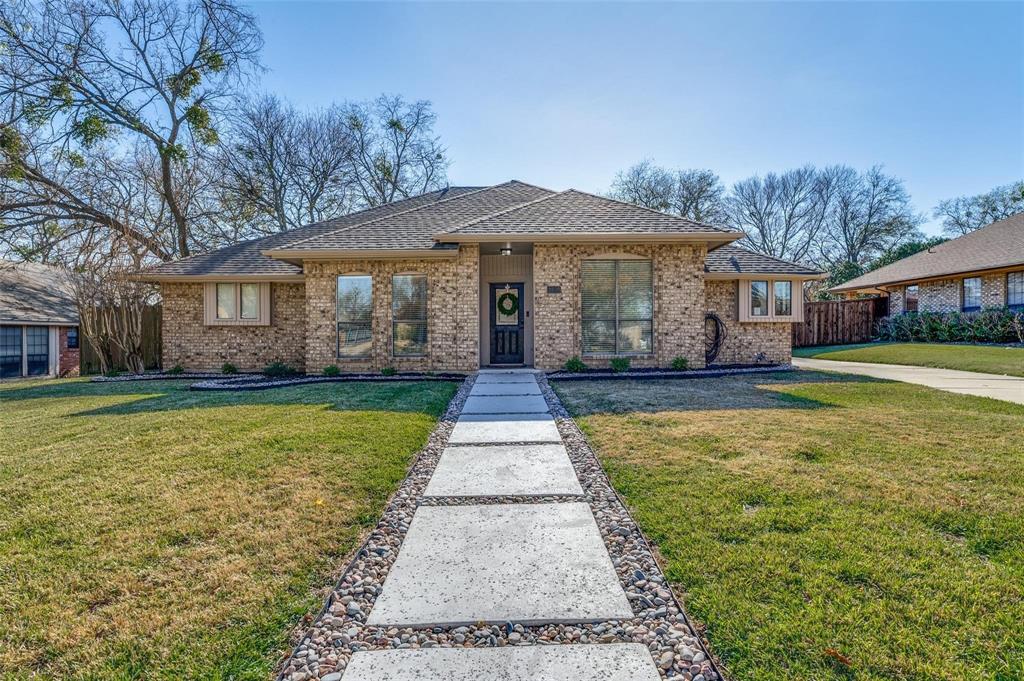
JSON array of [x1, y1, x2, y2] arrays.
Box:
[[322, 365, 340, 377], [221, 363, 238, 375], [875, 307, 1024, 344], [564, 356, 588, 373], [671, 356, 689, 371], [381, 366, 397, 376], [609, 357, 631, 373], [263, 361, 297, 378]]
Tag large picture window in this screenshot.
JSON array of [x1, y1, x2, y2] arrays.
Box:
[[581, 259, 653, 355], [1008, 272, 1023, 309], [337, 275, 373, 359], [392, 274, 427, 356], [962, 276, 981, 311]]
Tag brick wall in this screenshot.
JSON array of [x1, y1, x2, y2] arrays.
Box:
[[303, 245, 480, 373], [161, 282, 306, 372], [532, 244, 707, 370], [913, 275, 1006, 313], [58, 326, 80, 377], [705, 280, 791, 365], [889, 287, 906, 314]]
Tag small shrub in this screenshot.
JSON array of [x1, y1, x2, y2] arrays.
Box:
[[263, 361, 297, 378], [671, 356, 689, 371], [165, 365, 184, 375], [104, 369, 122, 378], [381, 366, 397, 376], [221, 362, 238, 375], [323, 365, 340, 377], [609, 357, 631, 373], [564, 356, 587, 373], [875, 307, 1024, 344]]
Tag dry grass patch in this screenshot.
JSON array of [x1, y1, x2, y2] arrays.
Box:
[[0, 378, 456, 679], [554, 372, 1024, 681]]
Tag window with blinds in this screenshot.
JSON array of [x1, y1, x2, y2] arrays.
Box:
[[962, 276, 981, 311], [393, 274, 427, 356], [1009, 272, 1024, 308], [337, 275, 373, 358], [581, 259, 653, 355]]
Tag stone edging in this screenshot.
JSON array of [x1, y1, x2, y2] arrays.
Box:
[[278, 372, 724, 681], [189, 373, 466, 391], [547, 364, 791, 381]]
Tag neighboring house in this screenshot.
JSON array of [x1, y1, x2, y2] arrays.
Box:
[[139, 181, 822, 373], [831, 213, 1024, 313], [0, 260, 81, 379]]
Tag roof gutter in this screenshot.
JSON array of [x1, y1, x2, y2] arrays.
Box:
[[829, 262, 1024, 293], [705, 271, 827, 281], [135, 273, 306, 283]]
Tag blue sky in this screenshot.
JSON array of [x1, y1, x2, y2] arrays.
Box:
[[251, 1, 1024, 235]]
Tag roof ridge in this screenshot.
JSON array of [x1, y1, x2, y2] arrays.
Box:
[[439, 189, 565, 236], [275, 182, 524, 250], [562, 188, 738, 234]]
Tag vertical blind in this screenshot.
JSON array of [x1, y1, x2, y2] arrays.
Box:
[[581, 259, 653, 355], [392, 274, 428, 356], [337, 275, 373, 358]]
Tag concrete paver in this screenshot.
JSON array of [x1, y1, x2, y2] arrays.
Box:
[[424, 443, 583, 497]]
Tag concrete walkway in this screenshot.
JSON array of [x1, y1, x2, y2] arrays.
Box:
[[793, 357, 1024, 405], [341, 369, 660, 680]]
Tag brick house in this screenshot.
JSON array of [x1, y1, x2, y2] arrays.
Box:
[[140, 182, 822, 373], [831, 212, 1024, 313], [0, 260, 81, 379]]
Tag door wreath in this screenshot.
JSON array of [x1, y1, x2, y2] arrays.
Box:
[[497, 292, 519, 317]]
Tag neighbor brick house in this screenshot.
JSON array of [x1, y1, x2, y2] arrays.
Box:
[[1, 260, 80, 379], [831, 212, 1024, 313], [140, 182, 822, 373]]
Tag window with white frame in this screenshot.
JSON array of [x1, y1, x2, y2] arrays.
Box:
[[739, 279, 800, 322], [205, 282, 269, 325], [1008, 272, 1023, 309], [581, 259, 653, 355], [962, 276, 981, 311], [337, 275, 373, 359], [392, 274, 427, 356]]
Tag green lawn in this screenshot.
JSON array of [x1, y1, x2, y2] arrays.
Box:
[[793, 342, 1024, 377], [553, 373, 1024, 681], [0, 378, 457, 680]]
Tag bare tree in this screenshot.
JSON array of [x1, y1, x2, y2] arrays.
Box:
[[343, 95, 447, 207], [671, 169, 728, 225], [934, 180, 1024, 235], [608, 160, 674, 211], [817, 165, 922, 267], [0, 0, 262, 261], [218, 95, 356, 235], [727, 166, 832, 262]]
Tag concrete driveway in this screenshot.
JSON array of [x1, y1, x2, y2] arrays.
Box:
[[793, 357, 1024, 405]]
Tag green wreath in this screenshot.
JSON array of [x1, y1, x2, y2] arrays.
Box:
[[497, 292, 519, 317]]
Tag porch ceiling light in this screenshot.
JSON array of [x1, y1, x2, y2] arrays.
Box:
[[500, 243, 512, 256]]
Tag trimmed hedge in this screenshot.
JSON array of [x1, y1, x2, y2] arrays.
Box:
[[875, 307, 1024, 344]]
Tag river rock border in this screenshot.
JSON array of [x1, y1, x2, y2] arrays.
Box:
[[547, 363, 790, 381], [278, 372, 722, 681]]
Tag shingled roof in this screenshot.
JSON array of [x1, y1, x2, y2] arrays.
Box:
[[139, 180, 821, 280], [441, 189, 737, 239], [705, 244, 823, 276], [0, 260, 79, 325], [140, 186, 483, 279], [831, 212, 1024, 292]]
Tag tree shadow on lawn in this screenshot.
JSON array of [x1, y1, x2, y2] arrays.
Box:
[[0, 378, 460, 418], [551, 370, 885, 416]]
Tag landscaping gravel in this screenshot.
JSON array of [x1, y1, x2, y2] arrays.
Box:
[[547, 363, 791, 381], [277, 372, 722, 681]]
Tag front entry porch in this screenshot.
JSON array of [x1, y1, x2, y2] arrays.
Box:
[[479, 246, 534, 367]]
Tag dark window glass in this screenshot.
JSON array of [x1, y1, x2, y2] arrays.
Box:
[[26, 326, 48, 376], [581, 260, 653, 355], [337, 275, 373, 358], [67, 327, 79, 349], [962, 277, 981, 311], [1008, 272, 1023, 308], [0, 325, 22, 378], [392, 274, 427, 356], [905, 285, 919, 312], [750, 281, 768, 316]]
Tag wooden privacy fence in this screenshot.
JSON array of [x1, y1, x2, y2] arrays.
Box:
[[792, 297, 888, 348], [81, 304, 162, 374]]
